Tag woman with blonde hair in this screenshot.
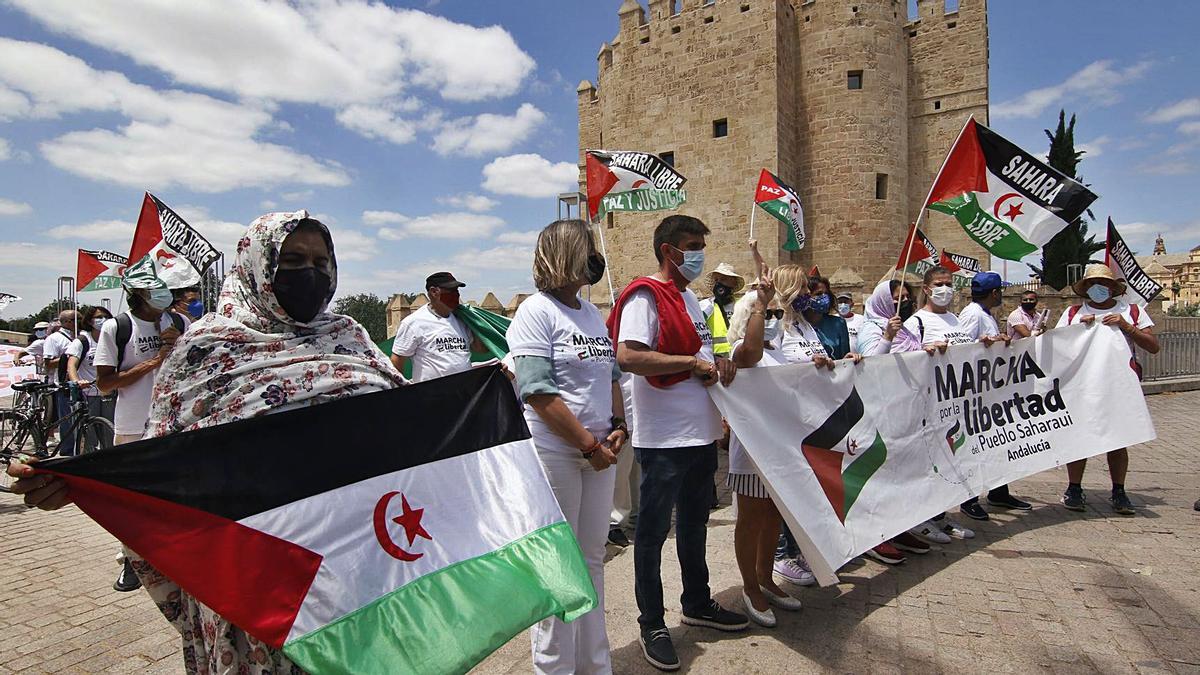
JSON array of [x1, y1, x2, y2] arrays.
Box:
[[506, 218, 627, 674], [773, 265, 835, 369]]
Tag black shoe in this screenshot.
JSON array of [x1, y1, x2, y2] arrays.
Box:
[[681, 599, 749, 632], [1111, 489, 1135, 516], [607, 527, 631, 547], [113, 560, 141, 592], [1061, 486, 1086, 511], [987, 493, 1033, 510], [640, 627, 680, 671], [960, 501, 990, 521]]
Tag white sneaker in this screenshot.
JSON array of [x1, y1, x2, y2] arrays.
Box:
[[741, 590, 777, 627], [940, 519, 975, 539], [909, 520, 952, 544], [760, 585, 802, 611], [772, 558, 816, 586]]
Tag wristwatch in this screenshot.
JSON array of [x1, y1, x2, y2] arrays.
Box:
[[610, 416, 628, 435]]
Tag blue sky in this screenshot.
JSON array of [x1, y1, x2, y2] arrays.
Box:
[[0, 1, 1197, 318]]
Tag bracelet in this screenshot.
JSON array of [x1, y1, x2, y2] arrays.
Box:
[[749, 310, 764, 317], [581, 439, 602, 459]]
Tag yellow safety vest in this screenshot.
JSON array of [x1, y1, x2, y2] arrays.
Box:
[[707, 301, 731, 356]]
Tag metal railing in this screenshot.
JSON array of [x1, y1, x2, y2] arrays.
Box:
[[1138, 324, 1200, 381]]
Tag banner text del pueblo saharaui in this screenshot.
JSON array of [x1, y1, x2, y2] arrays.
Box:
[[709, 324, 1155, 585]]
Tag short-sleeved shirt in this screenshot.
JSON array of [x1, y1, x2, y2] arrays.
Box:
[[844, 313, 865, 344], [957, 302, 1001, 341], [42, 330, 75, 384], [24, 338, 45, 359], [904, 309, 974, 347], [390, 305, 473, 382], [1006, 308, 1039, 339], [506, 292, 616, 454], [93, 313, 177, 437], [779, 319, 829, 363], [727, 340, 787, 476], [1055, 300, 1154, 355], [617, 281, 722, 449], [66, 332, 101, 397]]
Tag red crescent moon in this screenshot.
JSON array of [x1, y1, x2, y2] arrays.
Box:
[[993, 192, 1021, 219], [631, 179, 648, 189], [373, 491, 423, 562]]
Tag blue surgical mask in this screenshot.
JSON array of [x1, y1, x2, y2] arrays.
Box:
[[147, 288, 174, 311], [1086, 284, 1111, 304], [837, 302, 852, 316], [92, 317, 107, 330], [34, 330, 46, 339], [810, 294, 831, 314], [790, 294, 811, 313], [186, 299, 204, 319], [669, 246, 705, 282]]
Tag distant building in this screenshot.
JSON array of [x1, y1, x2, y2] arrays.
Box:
[[1136, 235, 1200, 308]]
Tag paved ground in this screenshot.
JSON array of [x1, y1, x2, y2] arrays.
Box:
[[2, 390, 1199, 674]]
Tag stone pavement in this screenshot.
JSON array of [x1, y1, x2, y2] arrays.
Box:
[[3, 391, 1200, 674]]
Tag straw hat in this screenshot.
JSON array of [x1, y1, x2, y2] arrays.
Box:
[[1071, 263, 1126, 298], [707, 263, 745, 293]]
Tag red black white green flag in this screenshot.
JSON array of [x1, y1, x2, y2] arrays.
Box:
[[925, 118, 1099, 261], [76, 249, 127, 292], [585, 150, 687, 219], [799, 389, 887, 524], [895, 226, 938, 270], [753, 169, 805, 251], [128, 192, 220, 289], [36, 367, 596, 674], [1105, 218, 1162, 306], [945, 251, 982, 275]]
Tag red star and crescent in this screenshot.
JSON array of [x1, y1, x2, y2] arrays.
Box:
[[373, 491, 432, 562], [992, 192, 1025, 223], [846, 438, 859, 456]]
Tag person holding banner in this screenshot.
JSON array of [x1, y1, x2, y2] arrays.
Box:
[[856, 280, 921, 356], [1055, 264, 1159, 515], [506, 218, 625, 674]]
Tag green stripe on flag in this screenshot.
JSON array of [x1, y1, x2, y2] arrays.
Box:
[[842, 432, 886, 518], [929, 193, 1038, 261], [81, 276, 123, 292], [599, 188, 687, 215], [283, 521, 597, 675]]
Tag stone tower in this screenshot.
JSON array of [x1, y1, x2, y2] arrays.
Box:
[[1154, 233, 1166, 256], [577, 0, 989, 296]]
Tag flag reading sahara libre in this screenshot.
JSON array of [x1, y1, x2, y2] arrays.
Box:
[[585, 150, 687, 219], [76, 249, 128, 292], [754, 169, 806, 251], [709, 324, 1154, 585], [37, 367, 596, 674], [0, 292, 20, 313], [128, 192, 220, 289], [1106, 218, 1162, 306], [926, 118, 1099, 261]]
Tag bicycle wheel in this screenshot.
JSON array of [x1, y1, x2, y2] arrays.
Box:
[[76, 416, 115, 454], [0, 410, 34, 458]]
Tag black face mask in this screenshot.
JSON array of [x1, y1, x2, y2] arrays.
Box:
[[898, 299, 915, 321], [1021, 301, 1037, 312], [586, 253, 606, 285], [273, 267, 332, 323], [713, 283, 733, 301]]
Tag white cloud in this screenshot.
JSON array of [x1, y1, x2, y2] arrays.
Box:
[[437, 193, 499, 212], [329, 229, 376, 262], [495, 230, 540, 245], [1180, 121, 1200, 137], [432, 103, 545, 157], [336, 104, 417, 145], [362, 210, 410, 226], [281, 190, 315, 203], [0, 242, 76, 271], [992, 60, 1151, 120], [0, 138, 9, 161], [445, 244, 533, 271], [1137, 160, 1195, 176], [1146, 98, 1200, 124], [45, 219, 132, 242], [377, 212, 504, 240], [260, 199, 278, 210], [482, 153, 578, 198], [0, 197, 32, 216]]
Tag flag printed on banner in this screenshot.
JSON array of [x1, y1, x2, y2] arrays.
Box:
[[926, 118, 1099, 261], [585, 150, 687, 219], [800, 389, 887, 524], [754, 169, 806, 251], [945, 419, 966, 454], [128, 192, 220, 289], [76, 249, 128, 292], [1106, 218, 1162, 306], [37, 367, 596, 675]]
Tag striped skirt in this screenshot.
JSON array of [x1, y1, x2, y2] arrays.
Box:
[[726, 471, 770, 499]]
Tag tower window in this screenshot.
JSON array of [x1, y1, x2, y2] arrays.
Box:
[[847, 70, 863, 90], [909, 29, 918, 37], [704, 15, 714, 23], [741, 4, 751, 12], [713, 119, 728, 138], [660, 151, 675, 167], [671, 25, 681, 34], [947, 21, 957, 28], [875, 173, 889, 200], [640, 36, 650, 44], [933, 100, 941, 110]]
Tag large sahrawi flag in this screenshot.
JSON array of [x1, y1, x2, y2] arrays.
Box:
[[754, 169, 805, 251], [710, 324, 1154, 585], [586, 150, 686, 219], [1106, 218, 1162, 306], [37, 367, 596, 674], [128, 192, 220, 289], [76, 249, 128, 292], [925, 118, 1099, 261]]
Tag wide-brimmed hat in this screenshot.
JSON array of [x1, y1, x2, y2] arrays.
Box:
[[707, 263, 745, 293], [1072, 263, 1126, 298]]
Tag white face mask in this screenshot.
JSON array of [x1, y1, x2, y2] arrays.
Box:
[[763, 317, 781, 343], [930, 285, 955, 308], [93, 317, 108, 330]]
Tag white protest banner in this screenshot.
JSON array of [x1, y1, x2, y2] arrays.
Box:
[[709, 323, 1155, 585], [0, 344, 38, 398]]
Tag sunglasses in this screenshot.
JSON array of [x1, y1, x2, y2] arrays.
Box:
[[762, 309, 784, 320]]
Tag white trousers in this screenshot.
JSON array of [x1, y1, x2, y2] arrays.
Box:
[[531, 449, 615, 675], [609, 442, 640, 528]]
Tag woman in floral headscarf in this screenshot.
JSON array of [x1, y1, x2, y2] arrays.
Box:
[[12, 211, 404, 674]]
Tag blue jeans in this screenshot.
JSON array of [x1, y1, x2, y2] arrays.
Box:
[[55, 389, 75, 456], [633, 443, 718, 629]]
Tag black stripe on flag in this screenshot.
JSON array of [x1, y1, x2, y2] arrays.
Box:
[[42, 366, 528, 521], [802, 388, 864, 450], [974, 122, 1098, 223]]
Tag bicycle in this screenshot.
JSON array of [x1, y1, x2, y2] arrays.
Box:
[[0, 381, 115, 492]]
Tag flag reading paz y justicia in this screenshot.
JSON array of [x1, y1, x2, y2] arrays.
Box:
[[36, 367, 596, 675], [754, 169, 806, 251], [586, 150, 687, 219], [76, 249, 127, 292], [926, 118, 1099, 261]]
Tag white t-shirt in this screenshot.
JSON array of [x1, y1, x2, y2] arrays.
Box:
[[843, 313, 865, 344], [391, 305, 473, 383], [904, 309, 975, 347], [1055, 299, 1154, 355], [617, 280, 722, 449], [506, 292, 616, 454], [779, 319, 828, 363], [93, 313, 177, 437], [24, 338, 45, 359], [66, 332, 101, 397], [43, 330, 76, 384], [956, 301, 1001, 340], [727, 340, 787, 476]]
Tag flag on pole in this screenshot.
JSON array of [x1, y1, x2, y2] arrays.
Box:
[[37, 367, 596, 675], [585, 150, 687, 219], [895, 226, 938, 270], [809, 265, 822, 280], [753, 169, 806, 251], [1105, 218, 1162, 306], [128, 192, 220, 289], [0, 292, 20, 313], [937, 251, 962, 274], [945, 251, 982, 274], [925, 118, 1099, 261], [76, 249, 128, 292]]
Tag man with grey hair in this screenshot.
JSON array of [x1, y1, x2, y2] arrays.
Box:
[[42, 310, 81, 456]]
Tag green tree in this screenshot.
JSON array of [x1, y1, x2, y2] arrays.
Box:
[[1027, 110, 1105, 289], [2, 298, 82, 334], [332, 293, 387, 342]]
